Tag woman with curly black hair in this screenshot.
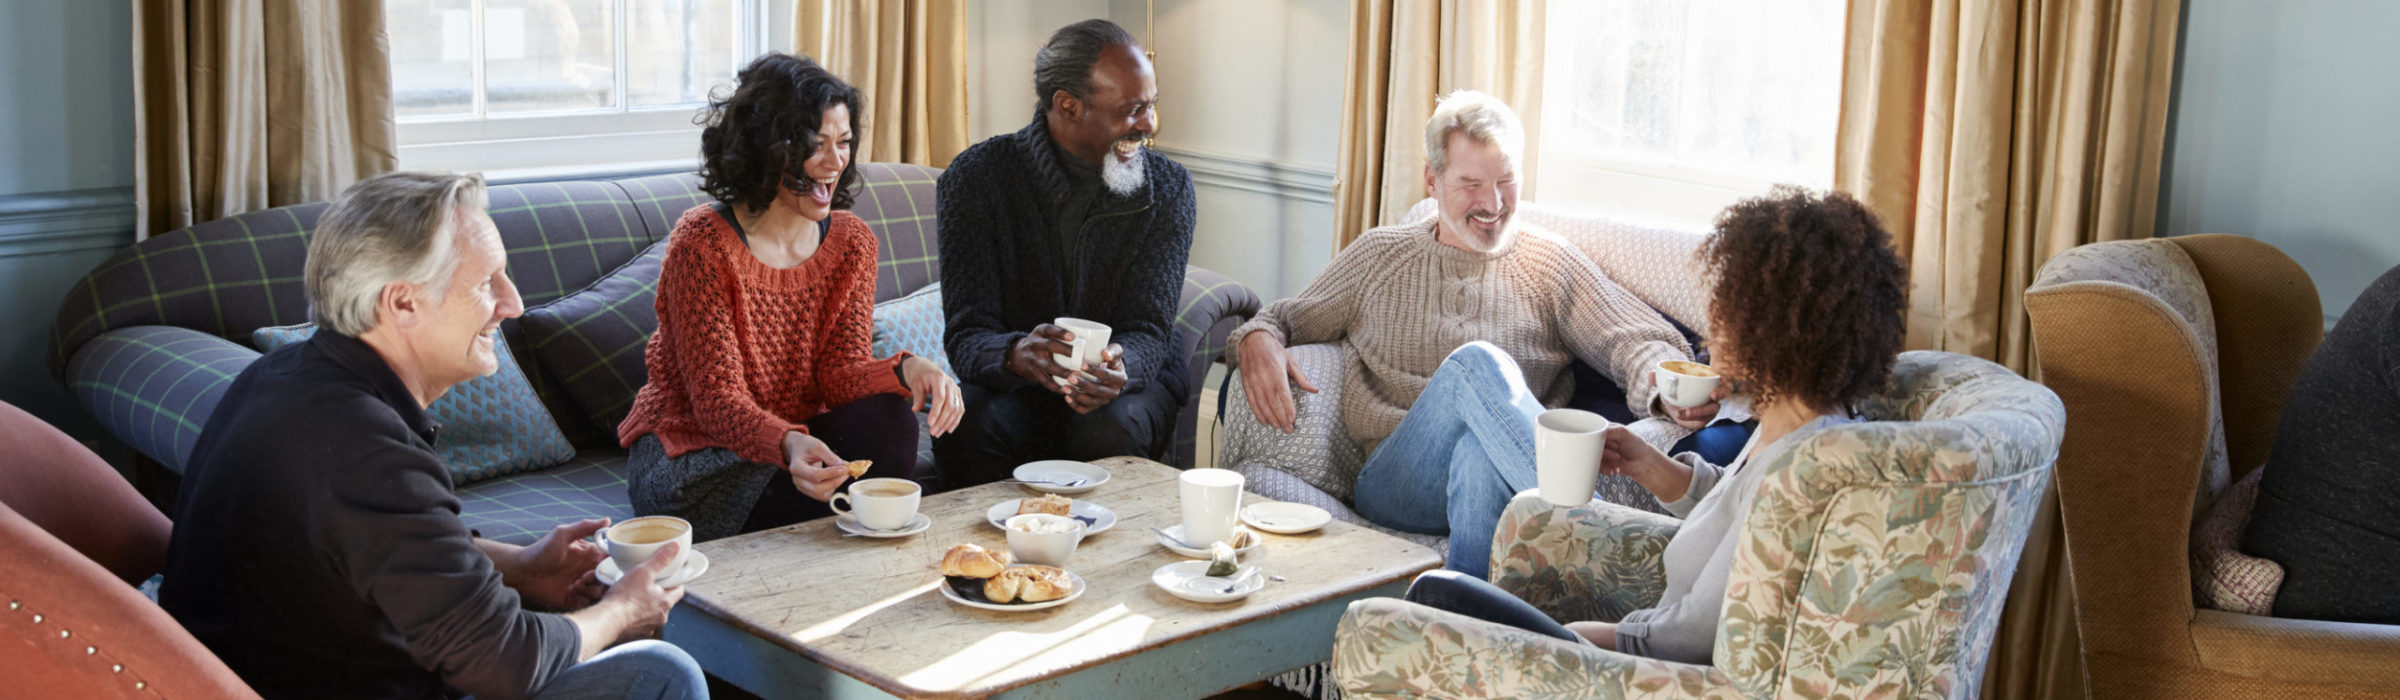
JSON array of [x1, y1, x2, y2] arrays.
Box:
[[619, 53, 963, 541], [1393, 186, 1909, 664]]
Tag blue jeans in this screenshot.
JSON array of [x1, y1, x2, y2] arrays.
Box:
[[1355, 342, 1752, 579], [525, 639, 707, 700]]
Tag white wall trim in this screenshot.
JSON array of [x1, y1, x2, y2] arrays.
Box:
[[1154, 146, 1337, 204], [0, 187, 136, 259]]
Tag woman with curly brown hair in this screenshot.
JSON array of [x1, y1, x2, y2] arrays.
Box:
[[619, 53, 963, 541], [1392, 186, 1909, 664]]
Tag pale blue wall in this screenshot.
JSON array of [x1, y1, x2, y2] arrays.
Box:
[[2162, 0, 2400, 325], [0, 0, 136, 436]]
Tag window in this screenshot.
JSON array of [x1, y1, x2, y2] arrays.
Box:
[[1534, 0, 1846, 228], [386, 0, 772, 179]]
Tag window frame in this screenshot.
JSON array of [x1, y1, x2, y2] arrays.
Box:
[[393, 0, 787, 182]]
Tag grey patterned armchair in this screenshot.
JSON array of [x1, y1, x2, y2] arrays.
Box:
[[1330, 352, 2064, 699]]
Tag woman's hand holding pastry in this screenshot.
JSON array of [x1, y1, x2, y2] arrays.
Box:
[[783, 431, 848, 502]]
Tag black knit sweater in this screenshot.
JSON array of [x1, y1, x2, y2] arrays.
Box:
[[937, 115, 1197, 400]]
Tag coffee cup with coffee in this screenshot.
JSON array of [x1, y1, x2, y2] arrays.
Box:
[[831, 477, 921, 531], [598, 515, 693, 578], [1652, 359, 1721, 409], [1050, 317, 1113, 385]]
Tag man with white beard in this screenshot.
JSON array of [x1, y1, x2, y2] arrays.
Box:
[[933, 19, 1196, 489], [1231, 91, 1736, 576]]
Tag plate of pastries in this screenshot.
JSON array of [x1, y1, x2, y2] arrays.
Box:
[[985, 493, 1116, 535], [936, 543, 1086, 611]]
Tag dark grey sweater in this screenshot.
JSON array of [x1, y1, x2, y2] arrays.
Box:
[[936, 114, 1197, 400], [2243, 261, 2400, 624], [161, 331, 577, 699]]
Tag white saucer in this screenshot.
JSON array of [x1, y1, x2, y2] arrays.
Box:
[[1241, 502, 1333, 535], [1155, 524, 1263, 559], [596, 550, 711, 588], [937, 567, 1088, 611], [1011, 460, 1110, 495], [985, 499, 1116, 535], [1152, 561, 1264, 603], [834, 512, 932, 538]]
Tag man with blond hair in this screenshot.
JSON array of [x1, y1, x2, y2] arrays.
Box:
[[161, 171, 705, 700], [1231, 91, 1734, 576]]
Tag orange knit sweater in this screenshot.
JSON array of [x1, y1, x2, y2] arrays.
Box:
[[618, 205, 909, 465]]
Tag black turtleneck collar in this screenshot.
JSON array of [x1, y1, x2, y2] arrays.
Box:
[[308, 329, 439, 443]]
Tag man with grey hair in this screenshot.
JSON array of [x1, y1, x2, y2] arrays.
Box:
[[161, 171, 706, 699], [1231, 91, 1730, 576]]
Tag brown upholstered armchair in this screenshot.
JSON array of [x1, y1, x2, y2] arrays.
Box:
[[0, 401, 255, 698], [2025, 233, 2400, 698]]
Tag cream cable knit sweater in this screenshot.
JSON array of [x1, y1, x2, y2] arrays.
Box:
[[1232, 217, 1693, 456]]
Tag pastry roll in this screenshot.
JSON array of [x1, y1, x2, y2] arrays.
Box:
[[1013, 565, 1074, 602], [940, 543, 1011, 578], [983, 568, 1026, 603]]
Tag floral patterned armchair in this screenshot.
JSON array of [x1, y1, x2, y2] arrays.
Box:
[[1329, 351, 2064, 699]]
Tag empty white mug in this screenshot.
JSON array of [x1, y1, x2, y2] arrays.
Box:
[[1051, 317, 1113, 384], [1179, 468, 1245, 547]]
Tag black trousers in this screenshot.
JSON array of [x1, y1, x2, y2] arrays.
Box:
[[740, 393, 922, 533], [1403, 569, 1586, 644], [930, 381, 1178, 491]]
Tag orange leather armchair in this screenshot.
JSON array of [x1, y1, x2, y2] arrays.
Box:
[[0, 400, 255, 698], [2025, 234, 2400, 698]]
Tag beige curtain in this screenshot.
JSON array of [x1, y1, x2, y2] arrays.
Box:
[[134, 0, 395, 240], [795, 0, 969, 168], [1334, 0, 1546, 249], [1835, 0, 2182, 697]]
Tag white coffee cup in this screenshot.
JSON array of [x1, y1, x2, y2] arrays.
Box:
[[1050, 317, 1113, 385], [1653, 359, 1722, 409], [1179, 468, 1246, 547], [1535, 409, 1609, 507], [830, 477, 921, 531], [598, 515, 693, 577], [1004, 513, 1086, 566]]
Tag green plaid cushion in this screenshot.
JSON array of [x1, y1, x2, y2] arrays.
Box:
[[251, 324, 576, 485], [458, 449, 634, 545], [519, 239, 666, 433], [870, 283, 953, 379]]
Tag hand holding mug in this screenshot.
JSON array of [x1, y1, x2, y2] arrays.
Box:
[[1007, 324, 1078, 393], [1065, 344, 1128, 414]]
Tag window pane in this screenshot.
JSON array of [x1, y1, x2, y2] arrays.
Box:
[[484, 0, 617, 114], [628, 0, 739, 108], [388, 0, 474, 119], [1545, 0, 1844, 186]]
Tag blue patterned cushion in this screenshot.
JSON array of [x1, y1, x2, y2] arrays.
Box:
[[251, 324, 576, 486], [519, 240, 667, 432], [871, 283, 953, 378]]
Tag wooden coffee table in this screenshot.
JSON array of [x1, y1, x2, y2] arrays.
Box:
[[663, 456, 1440, 699]]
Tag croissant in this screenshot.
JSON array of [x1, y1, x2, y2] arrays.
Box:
[[983, 568, 1026, 603], [940, 544, 1011, 578], [1013, 565, 1074, 603], [1017, 493, 1072, 517]]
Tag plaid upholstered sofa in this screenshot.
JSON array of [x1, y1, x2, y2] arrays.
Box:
[[48, 163, 1260, 544]]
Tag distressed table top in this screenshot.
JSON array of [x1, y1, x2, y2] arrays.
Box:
[[681, 456, 1441, 699]]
